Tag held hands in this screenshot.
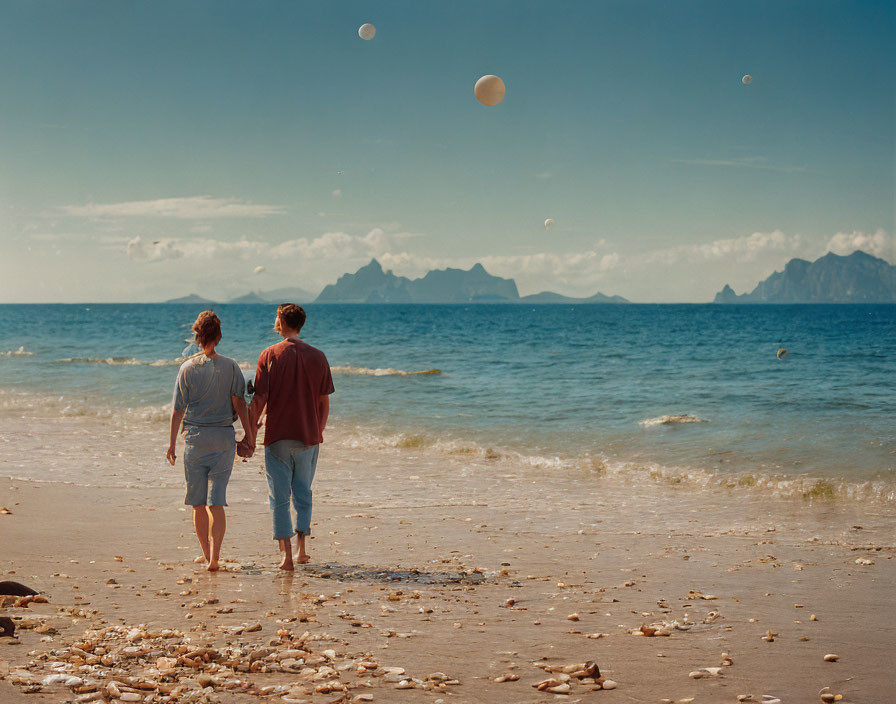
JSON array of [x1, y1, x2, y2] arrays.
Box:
[[166, 444, 177, 466], [237, 437, 255, 458]]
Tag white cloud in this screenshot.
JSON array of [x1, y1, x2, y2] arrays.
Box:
[[825, 229, 893, 262], [647, 230, 805, 264], [126, 236, 184, 261], [64, 196, 285, 219]]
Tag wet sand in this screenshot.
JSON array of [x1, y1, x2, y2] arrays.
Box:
[[1, 415, 894, 703]]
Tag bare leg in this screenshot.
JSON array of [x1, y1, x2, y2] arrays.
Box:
[[295, 533, 310, 564], [277, 538, 294, 571], [192, 507, 211, 563], [206, 506, 226, 571]]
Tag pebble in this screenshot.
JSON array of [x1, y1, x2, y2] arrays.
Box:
[[823, 653, 839, 662], [601, 679, 617, 690]]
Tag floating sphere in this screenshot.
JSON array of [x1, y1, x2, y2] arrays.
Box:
[[253, 266, 266, 275], [474, 75, 506, 106], [777, 347, 788, 359], [544, 218, 555, 230], [358, 23, 376, 40], [742, 74, 753, 85]]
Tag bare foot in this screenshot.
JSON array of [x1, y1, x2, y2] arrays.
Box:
[[295, 534, 310, 564], [206, 561, 219, 572], [278, 555, 295, 571]]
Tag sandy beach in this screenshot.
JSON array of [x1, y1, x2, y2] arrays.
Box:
[[1, 410, 894, 704]]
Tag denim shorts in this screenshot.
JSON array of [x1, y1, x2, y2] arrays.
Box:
[[183, 425, 236, 506]]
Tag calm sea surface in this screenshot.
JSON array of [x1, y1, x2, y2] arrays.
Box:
[[1, 303, 893, 494]]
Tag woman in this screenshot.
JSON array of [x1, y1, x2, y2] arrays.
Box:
[[166, 311, 251, 571]]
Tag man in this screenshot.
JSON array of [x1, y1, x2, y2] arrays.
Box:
[[239, 304, 334, 570]]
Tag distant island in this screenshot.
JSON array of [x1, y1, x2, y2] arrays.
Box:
[[165, 286, 315, 305], [714, 250, 896, 303], [164, 293, 217, 305], [314, 259, 628, 304]]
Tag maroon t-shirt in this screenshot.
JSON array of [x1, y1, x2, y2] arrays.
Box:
[[253, 338, 335, 447]]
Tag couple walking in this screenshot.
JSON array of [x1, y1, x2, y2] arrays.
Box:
[[166, 304, 334, 571]]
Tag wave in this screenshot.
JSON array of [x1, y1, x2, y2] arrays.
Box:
[[0, 388, 891, 504], [3, 346, 34, 357], [56, 357, 250, 369], [332, 426, 894, 503], [331, 365, 442, 377], [639, 414, 709, 427]]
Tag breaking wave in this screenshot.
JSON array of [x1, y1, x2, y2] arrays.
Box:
[[331, 365, 442, 377], [639, 415, 709, 427], [56, 357, 250, 369], [3, 346, 34, 357]]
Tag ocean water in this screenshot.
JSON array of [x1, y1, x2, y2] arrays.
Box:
[[0, 303, 893, 499]]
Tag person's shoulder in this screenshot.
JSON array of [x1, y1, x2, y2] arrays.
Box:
[[259, 341, 286, 359], [299, 341, 329, 363], [177, 357, 196, 374], [218, 354, 243, 370]]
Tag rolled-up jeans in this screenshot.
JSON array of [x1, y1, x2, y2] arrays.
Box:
[[264, 440, 319, 540]]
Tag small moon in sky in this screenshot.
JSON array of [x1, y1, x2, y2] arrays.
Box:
[[253, 266, 266, 275], [474, 75, 506, 106], [544, 218, 555, 230], [742, 74, 753, 85], [358, 23, 376, 40]]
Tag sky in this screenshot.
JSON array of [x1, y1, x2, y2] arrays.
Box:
[[0, 0, 893, 303]]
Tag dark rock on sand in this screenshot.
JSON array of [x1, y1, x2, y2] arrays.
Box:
[[0, 580, 38, 596]]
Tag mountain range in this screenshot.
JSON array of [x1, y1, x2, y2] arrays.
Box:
[[714, 250, 895, 303], [314, 259, 628, 304], [165, 286, 315, 305]]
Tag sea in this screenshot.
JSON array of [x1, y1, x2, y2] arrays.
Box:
[[0, 303, 893, 502]]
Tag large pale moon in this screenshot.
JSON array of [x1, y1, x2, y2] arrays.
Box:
[[474, 75, 506, 106], [358, 23, 376, 40]]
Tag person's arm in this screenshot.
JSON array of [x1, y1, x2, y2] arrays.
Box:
[[167, 408, 185, 465], [233, 396, 250, 438], [246, 392, 267, 447], [318, 394, 329, 432]]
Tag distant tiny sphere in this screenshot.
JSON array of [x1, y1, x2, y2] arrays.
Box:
[[254, 266, 266, 275], [359, 23, 376, 40], [544, 218, 554, 230], [777, 348, 788, 359], [474, 75, 506, 106], [742, 74, 753, 85]]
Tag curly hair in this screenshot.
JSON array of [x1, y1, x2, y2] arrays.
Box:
[[277, 304, 306, 333], [192, 310, 222, 347]]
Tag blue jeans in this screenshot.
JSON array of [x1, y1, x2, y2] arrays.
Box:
[[264, 440, 319, 540]]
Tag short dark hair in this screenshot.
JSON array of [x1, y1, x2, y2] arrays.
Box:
[[192, 310, 221, 347], [277, 304, 306, 332]]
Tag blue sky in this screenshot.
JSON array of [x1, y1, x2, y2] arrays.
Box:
[[0, 0, 893, 302]]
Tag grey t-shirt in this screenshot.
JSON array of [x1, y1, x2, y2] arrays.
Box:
[[172, 354, 246, 427]]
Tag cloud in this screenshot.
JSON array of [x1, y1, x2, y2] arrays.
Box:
[[534, 171, 553, 180], [331, 189, 342, 198], [647, 230, 805, 265], [672, 156, 808, 174], [825, 229, 893, 262], [64, 196, 285, 219], [126, 236, 184, 261], [378, 246, 623, 292]]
